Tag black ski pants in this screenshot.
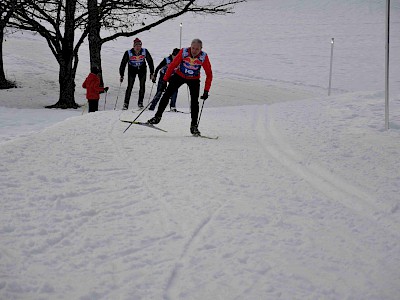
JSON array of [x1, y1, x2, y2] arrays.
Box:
[[124, 68, 147, 107], [155, 74, 200, 126], [88, 100, 99, 113]]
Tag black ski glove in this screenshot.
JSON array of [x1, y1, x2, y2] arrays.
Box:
[[200, 90, 209, 100]]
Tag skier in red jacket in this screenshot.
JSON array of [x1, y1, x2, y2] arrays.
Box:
[[82, 66, 109, 112], [147, 39, 213, 136]]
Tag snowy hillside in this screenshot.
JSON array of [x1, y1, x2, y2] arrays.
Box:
[[1, 0, 400, 299]]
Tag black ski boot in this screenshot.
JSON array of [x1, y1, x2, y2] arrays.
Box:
[[147, 116, 161, 124], [190, 124, 201, 136]]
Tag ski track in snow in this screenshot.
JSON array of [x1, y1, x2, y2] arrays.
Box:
[[110, 111, 180, 234], [114, 111, 234, 299], [1, 105, 400, 299], [147, 106, 400, 299], [255, 105, 400, 236], [109, 110, 204, 299], [162, 181, 233, 300]]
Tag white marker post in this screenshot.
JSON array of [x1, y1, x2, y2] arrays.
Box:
[[328, 38, 334, 96], [385, 0, 390, 130], [179, 23, 183, 48]]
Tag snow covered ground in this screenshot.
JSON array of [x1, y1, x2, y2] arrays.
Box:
[[1, 0, 400, 299]]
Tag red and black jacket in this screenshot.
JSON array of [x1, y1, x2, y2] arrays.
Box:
[[82, 73, 104, 100], [163, 48, 213, 92]]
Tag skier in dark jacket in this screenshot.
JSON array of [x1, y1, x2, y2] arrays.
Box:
[[119, 38, 154, 109], [147, 39, 213, 136], [149, 48, 180, 111], [82, 66, 109, 113]]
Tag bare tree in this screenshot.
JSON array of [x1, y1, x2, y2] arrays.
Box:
[[86, 0, 246, 87], [0, 0, 19, 89], [11, 0, 88, 108], [11, 0, 245, 108]]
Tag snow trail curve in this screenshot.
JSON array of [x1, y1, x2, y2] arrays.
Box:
[[254, 105, 399, 236]]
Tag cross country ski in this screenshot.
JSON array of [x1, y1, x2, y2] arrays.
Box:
[[190, 134, 218, 140], [167, 109, 190, 114], [120, 120, 167, 133]]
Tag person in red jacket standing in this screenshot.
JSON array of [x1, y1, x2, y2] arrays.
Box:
[[82, 66, 109, 113], [147, 38, 213, 136]]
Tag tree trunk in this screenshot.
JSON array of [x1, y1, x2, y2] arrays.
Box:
[[45, 58, 79, 109], [0, 0, 17, 89], [0, 25, 16, 89], [87, 0, 104, 87], [46, 0, 79, 109], [0, 29, 6, 84]]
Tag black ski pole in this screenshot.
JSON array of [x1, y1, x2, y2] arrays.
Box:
[[132, 81, 155, 112], [187, 86, 191, 112], [123, 82, 155, 133], [114, 82, 122, 110], [103, 90, 108, 111], [133, 82, 155, 121], [197, 98, 206, 127]]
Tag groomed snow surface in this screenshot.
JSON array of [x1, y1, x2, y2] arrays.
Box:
[[1, 0, 400, 299]]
